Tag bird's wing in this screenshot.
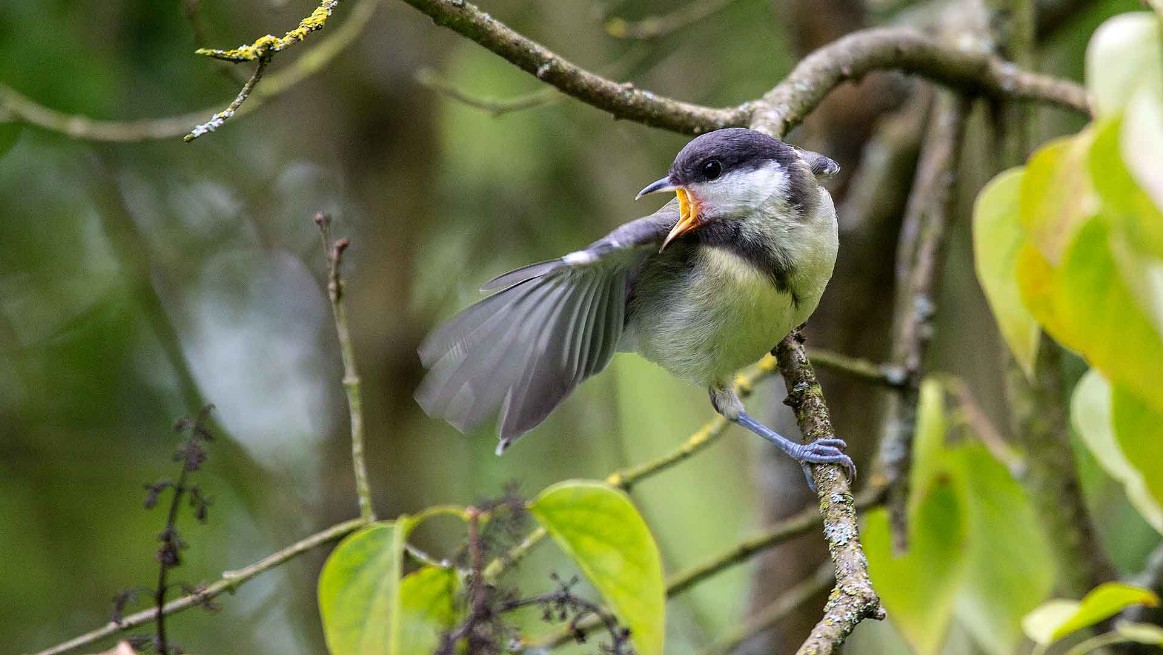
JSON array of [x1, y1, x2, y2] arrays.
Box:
[[416, 201, 679, 452]]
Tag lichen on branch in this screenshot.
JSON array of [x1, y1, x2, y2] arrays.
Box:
[[195, 0, 342, 62]]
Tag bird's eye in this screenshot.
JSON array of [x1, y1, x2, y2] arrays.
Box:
[[702, 160, 722, 180]]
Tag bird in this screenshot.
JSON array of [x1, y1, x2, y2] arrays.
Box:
[[415, 127, 853, 486]]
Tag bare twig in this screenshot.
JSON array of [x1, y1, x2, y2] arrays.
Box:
[[414, 68, 558, 116], [185, 56, 271, 142], [701, 563, 836, 655], [807, 347, 906, 389], [603, 0, 738, 40], [316, 213, 375, 522], [771, 333, 886, 655], [934, 374, 1025, 477], [0, 0, 377, 142], [28, 518, 366, 655], [874, 91, 969, 553]]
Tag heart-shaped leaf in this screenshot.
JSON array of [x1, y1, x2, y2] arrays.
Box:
[[318, 520, 412, 655], [529, 480, 665, 655]]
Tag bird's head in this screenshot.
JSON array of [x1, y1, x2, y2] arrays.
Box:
[[637, 128, 839, 251]]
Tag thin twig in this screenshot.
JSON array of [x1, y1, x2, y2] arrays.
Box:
[[873, 91, 969, 553], [807, 347, 906, 389], [701, 563, 836, 655], [933, 374, 1025, 477], [184, 56, 271, 142], [603, 0, 738, 40], [0, 0, 378, 142], [28, 518, 367, 655], [414, 68, 558, 116], [316, 213, 375, 522]]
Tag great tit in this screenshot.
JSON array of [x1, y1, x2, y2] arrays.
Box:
[[416, 127, 854, 485]]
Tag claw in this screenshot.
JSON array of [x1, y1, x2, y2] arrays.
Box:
[[794, 439, 856, 489]]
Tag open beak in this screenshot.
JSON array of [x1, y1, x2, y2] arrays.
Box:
[[637, 177, 703, 252]]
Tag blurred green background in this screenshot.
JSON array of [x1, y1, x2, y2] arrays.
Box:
[[1, 0, 1156, 654]]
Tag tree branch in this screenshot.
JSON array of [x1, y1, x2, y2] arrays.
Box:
[[395, 0, 746, 133], [749, 27, 1089, 137], [395, 1, 1088, 136], [873, 91, 969, 553], [771, 333, 886, 655]]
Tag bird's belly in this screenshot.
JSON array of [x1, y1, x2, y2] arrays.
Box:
[[630, 248, 803, 385]]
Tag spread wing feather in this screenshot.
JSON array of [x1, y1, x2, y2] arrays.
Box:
[[415, 203, 679, 449]]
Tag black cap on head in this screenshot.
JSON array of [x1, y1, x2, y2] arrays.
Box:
[[668, 128, 800, 186]]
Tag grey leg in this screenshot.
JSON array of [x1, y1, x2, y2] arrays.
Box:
[[709, 385, 855, 490]]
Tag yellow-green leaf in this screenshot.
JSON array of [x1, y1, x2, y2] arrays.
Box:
[[1022, 583, 1161, 645], [1116, 620, 1163, 645], [1022, 600, 1082, 646], [318, 520, 412, 655], [973, 168, 1041, 378], [529, 480, 665, 655], [1020, 132, 1099, 265], [398, 566, 461, 655], [1086, 12, 1163, 117], [950, 445, 1055, 655], [1056, 220, 1163, 415], [1112, 384, 1163, 531], [864, 481, 968, 655], [1072, 370, 1163, 534]]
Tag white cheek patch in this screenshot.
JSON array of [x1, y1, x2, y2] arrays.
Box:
[[696, 163, 789, 216]]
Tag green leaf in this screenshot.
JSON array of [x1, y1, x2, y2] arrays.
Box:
[[1116, 620, 1163, 645], [529, 480, 665, 655], [1112, 384, 1163, 531], [1055, 220, 1163, 415], [398, 566, 461, 654], [864, 481, 968, 655], [950, 445, 1055, 655], [1072, 370, 1163, 533], [318, 520, 412, 655], [1020, 132, 1099, 265], [1089, 118, 1163, 339], [1085, 12, 1163, 117], [1021, 582, 1161, 645], [973, 168, 1041, 378]]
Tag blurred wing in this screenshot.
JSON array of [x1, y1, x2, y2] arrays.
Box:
[[416, 202, 678, 451]]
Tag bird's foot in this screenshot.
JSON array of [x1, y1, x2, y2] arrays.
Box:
[[785, 438, 855, 492], [732, 411, 855, 492]]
